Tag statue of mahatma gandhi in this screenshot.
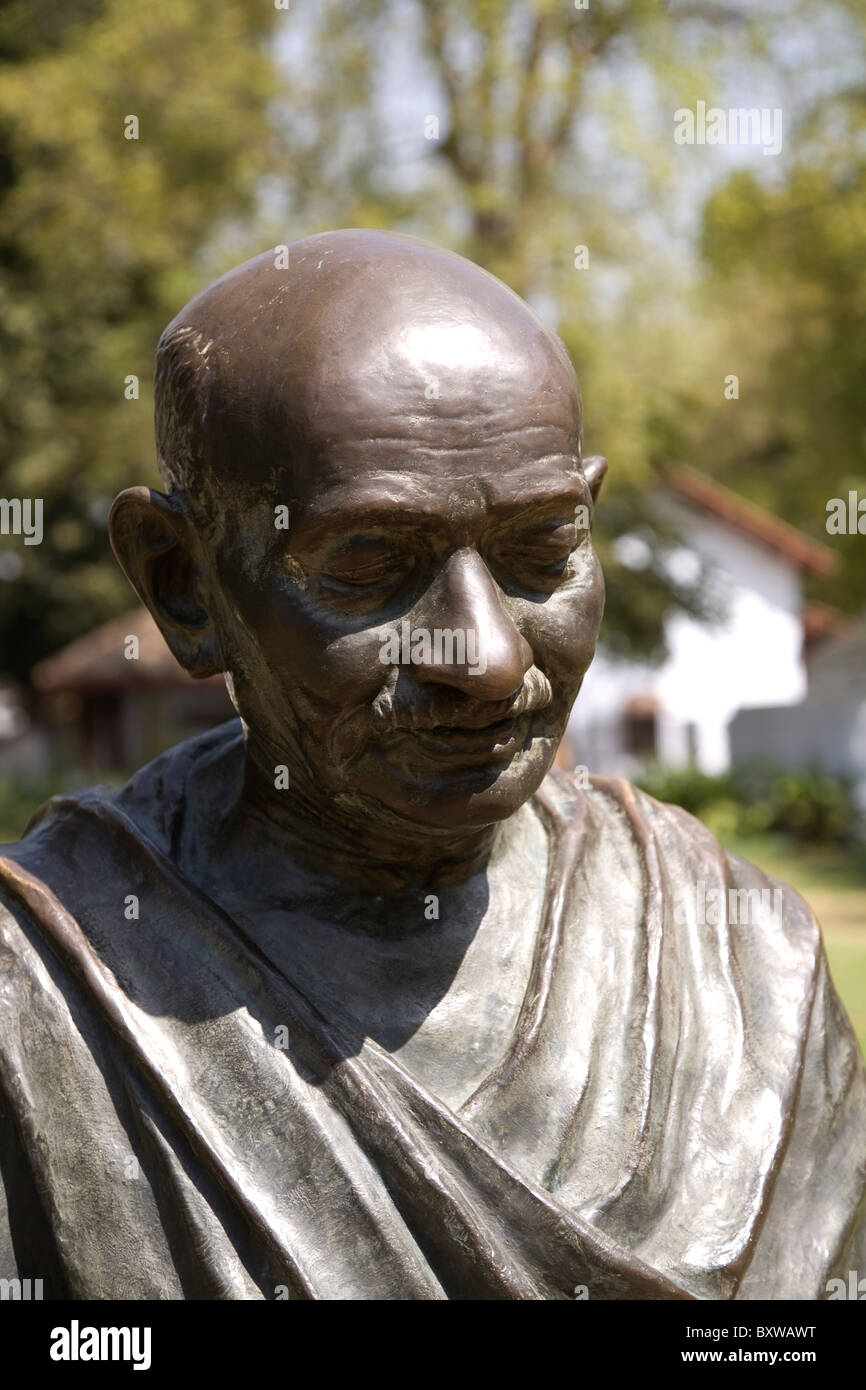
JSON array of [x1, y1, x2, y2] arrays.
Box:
[[1, 230, 864, 1301]]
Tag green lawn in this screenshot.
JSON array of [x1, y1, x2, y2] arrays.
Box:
[[0, 772, 131, 846], [725, 834, 866, 1058], [0, 778, 80, 846]]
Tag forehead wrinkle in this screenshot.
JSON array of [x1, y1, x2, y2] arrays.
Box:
[[300, 380, 579, 445], [317, 427, 577, 456], [287, 462, 587, 536], [280, 450, 581, 502], [295, 424, 580, 484]]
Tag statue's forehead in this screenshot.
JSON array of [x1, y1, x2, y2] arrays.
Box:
[[286, 457, 589, 542], [204, 328, 581, 514], [295, 422, 578, 490], [304, 375, 576, 450], [276, 384, 581, 514], [281, 322, 579, 468]]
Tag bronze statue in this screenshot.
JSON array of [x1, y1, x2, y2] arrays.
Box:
[[0, 230, 863, 1300]]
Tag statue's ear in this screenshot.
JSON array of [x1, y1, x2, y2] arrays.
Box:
[[583, 455, 608, 506], [109, 486, 223, 678]]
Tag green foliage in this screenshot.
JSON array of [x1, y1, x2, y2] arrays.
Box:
[[0, 0, 279, 679], [674, 38, 866, 619], [638, 762, 859, 844], [0, 766, 135, 844], [0, 778, 43, 845]]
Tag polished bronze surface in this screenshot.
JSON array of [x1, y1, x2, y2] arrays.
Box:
[[0, 231, 863, 1299]]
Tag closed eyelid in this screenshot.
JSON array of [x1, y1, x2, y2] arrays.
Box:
[[329, 536, 403, 557], [487, 515, 580, 546], [289, 510, 443, 552], [320, 549, 412, 576], [293, 530, 417, 570]]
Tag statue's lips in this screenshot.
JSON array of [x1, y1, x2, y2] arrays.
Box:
[[402, 712, 534, 763]]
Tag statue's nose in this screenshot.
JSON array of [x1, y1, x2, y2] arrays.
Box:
[[411, 549, 533, 700]]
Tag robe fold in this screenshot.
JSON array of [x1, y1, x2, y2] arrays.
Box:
[[0, 721, 864, 1300]]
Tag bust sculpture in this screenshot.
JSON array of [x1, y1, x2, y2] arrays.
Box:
[[1, 230, 863, 1300]]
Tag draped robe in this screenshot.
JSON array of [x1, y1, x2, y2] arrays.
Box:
[[0, 721, 864, 1300]]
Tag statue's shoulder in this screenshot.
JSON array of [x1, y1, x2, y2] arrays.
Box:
[[537, 764, 695, 835], [538, 764, 822, 960], [0, 719, 244, 963], [0, 720, 245, 1035], [1, 718, 243, 866], [111, 716, 244, 846]]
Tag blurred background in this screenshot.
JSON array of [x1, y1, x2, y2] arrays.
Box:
[[0, 0, 864, 1049]]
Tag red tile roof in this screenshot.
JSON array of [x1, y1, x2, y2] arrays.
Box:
[[660, 465, 839, 576], [32, 607, 223, 692]]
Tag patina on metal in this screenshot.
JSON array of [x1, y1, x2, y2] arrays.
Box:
[[0, 230, 863, 1300]]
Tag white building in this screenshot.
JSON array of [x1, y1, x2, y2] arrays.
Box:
[[730, 621, 866, 812], [565, 467, 838, 778]]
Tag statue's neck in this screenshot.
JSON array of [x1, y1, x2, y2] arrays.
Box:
[[232, 738, 502, 894]]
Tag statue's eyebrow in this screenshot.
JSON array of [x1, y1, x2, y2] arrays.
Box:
[[488, 477, 591, 514], [289, 477, 589, 546], [288, 498, 447, 547]]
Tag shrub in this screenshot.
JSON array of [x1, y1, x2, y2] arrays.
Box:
[[637, 761, 857, 844]]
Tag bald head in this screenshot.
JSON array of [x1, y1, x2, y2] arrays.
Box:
[[154, 230, 582, 514]]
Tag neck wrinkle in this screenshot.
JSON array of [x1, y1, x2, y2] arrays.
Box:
[[236, 737, 502, 894]]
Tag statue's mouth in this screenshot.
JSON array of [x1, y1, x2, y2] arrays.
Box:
[[405, 711, 536, 763], [371, 667, 554, 737]]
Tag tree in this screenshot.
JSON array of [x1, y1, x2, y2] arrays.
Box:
[[688, 0, 866, 615], [0, 0, 280, 679]]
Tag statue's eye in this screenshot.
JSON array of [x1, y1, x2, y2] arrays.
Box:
[[318, 536, 413, 592], [492, 519, 581, 587]]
